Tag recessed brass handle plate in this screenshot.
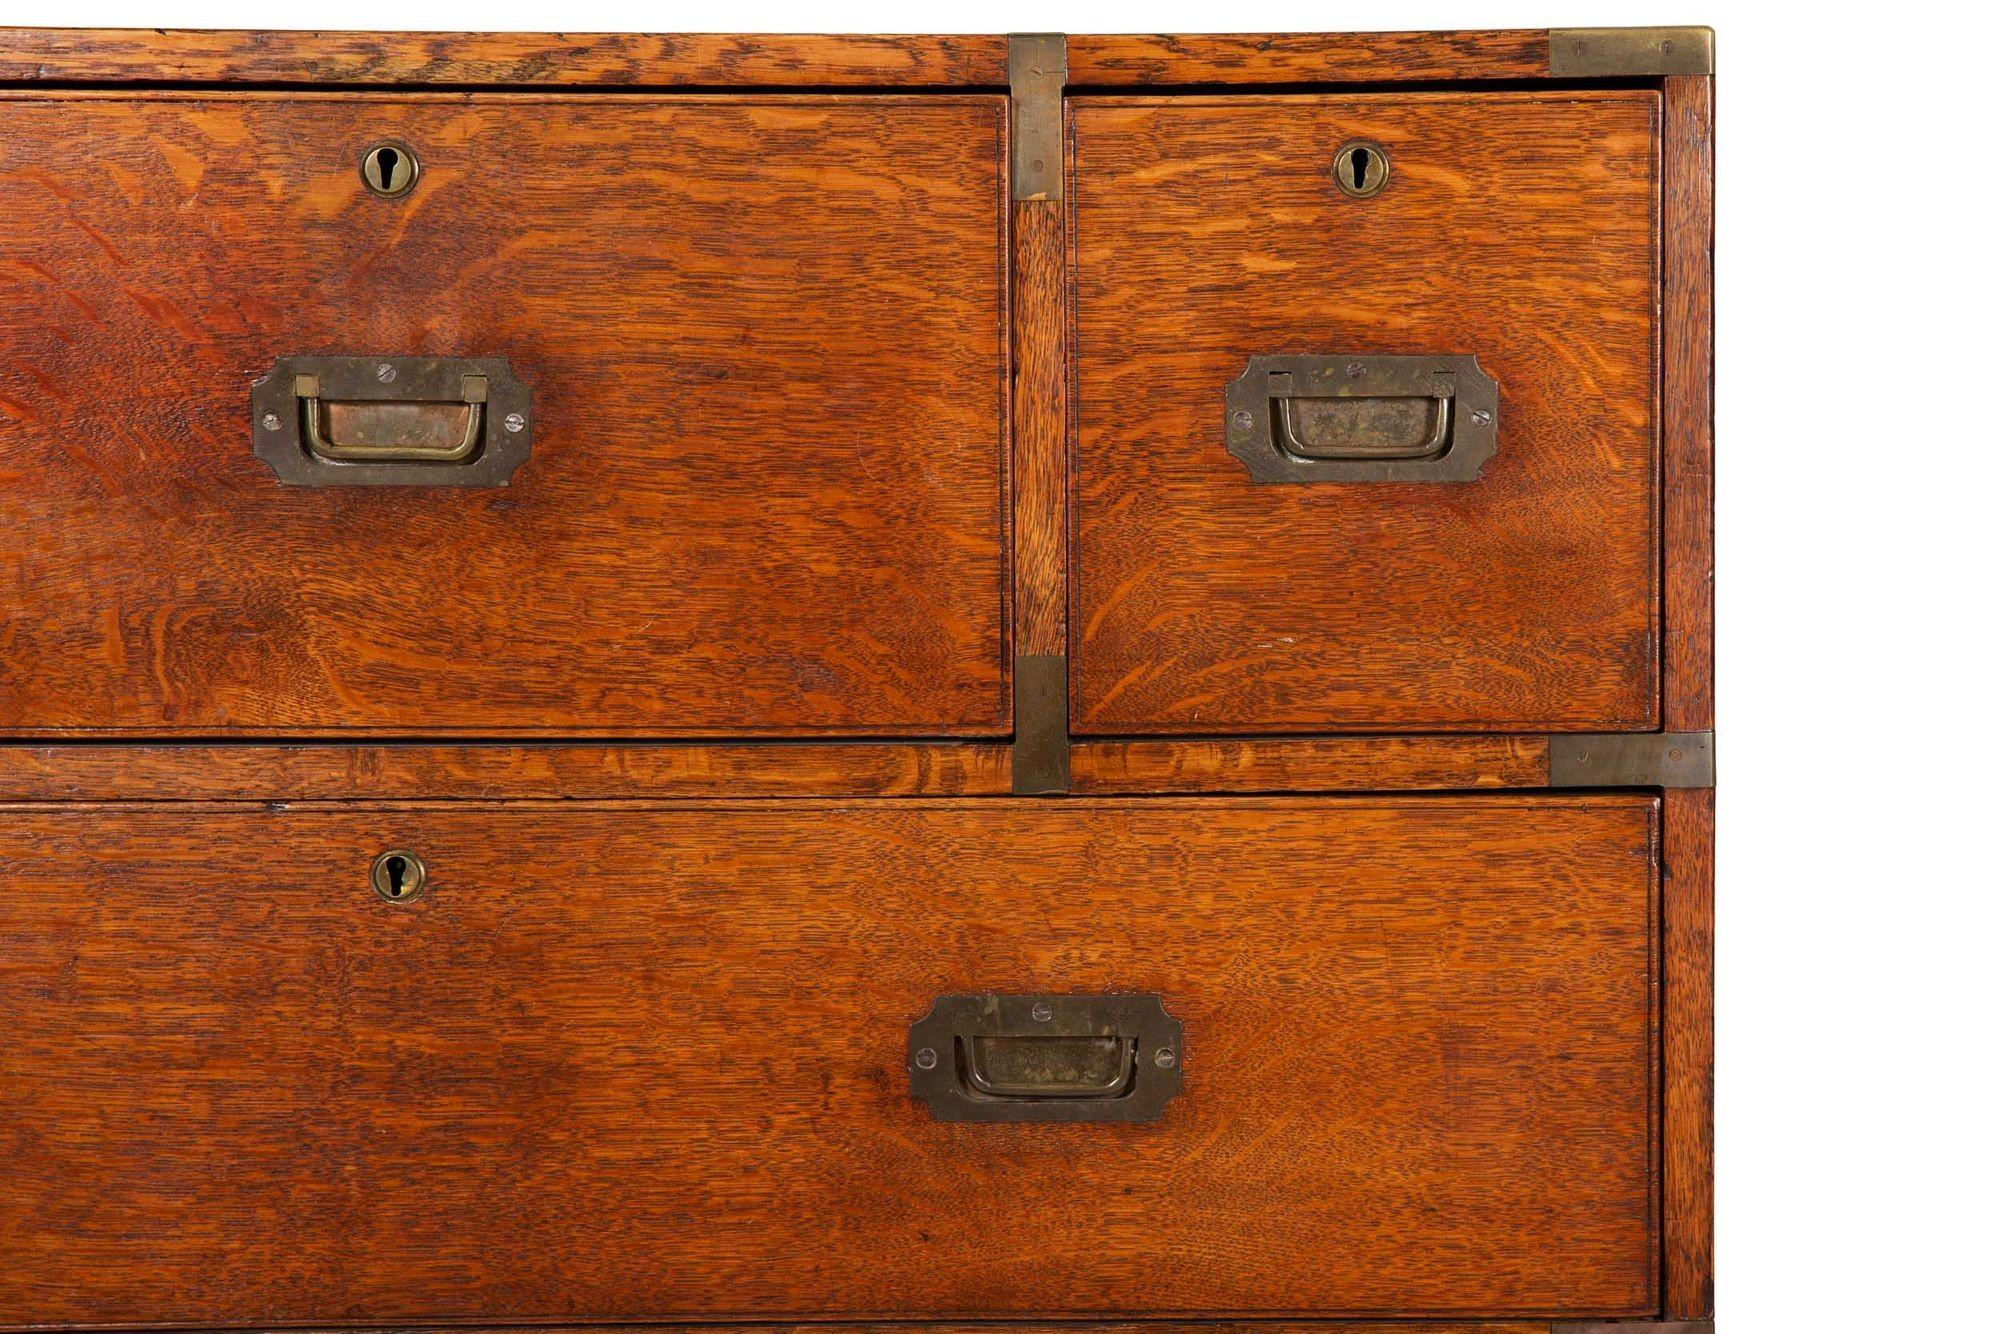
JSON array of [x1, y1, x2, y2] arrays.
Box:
[[251, 355, 532, 487], [908, 993, 1183, 1123], [1225, 354, 1499, 484]]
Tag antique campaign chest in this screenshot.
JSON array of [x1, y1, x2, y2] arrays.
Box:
[[0, 26, 1715, 1334]]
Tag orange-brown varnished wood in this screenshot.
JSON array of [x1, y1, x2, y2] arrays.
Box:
[[1069, 93, 1660, 735], [1664, 787, 1715, 1317], [1066, 31, 1550, 85], [0, 29, 1562, 90], [0, 797, 1658, 1325], [0, 743, 1014, 801], [1012, 201, 1067, 657], [217, 1326, 1547, 1334], [1071, 735, 1549, 793], [1663, 75, 1715, 732], [0, 93, 1009, 737], [1661, 76, 1714, 1319], [0, 737, 1565, 802], [0, 29, 1012, 86]]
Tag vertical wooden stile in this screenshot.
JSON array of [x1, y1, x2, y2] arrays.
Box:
[[1008, 33, 1070, 793], [1662, 67, 1717, 1321]]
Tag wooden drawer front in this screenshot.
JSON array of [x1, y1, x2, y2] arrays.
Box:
[[0, 797, 1657, 1324], [0, 94, 1006, 738], [1071, 93, 1660, 734]]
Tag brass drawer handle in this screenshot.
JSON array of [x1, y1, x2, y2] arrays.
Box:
[[1225, 353, 1499, 483], [963, 1035, 1137, 1099], [1276, 390, 1450, 461], [908, 993, 1183, 1123], [301, 375, 484, 463], [251, 355, 532, 487]]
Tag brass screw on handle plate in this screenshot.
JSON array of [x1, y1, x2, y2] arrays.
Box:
[[371, 849, 427, 903], [1332, 140, 1390, 199], [359, 141, 421, 198]]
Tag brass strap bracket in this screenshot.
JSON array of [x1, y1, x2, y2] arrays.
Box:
[[1549, 732, 1716, 789], [1012, 654, 1070, 795], [1549, 26, 1715, 77], [1008, 33, 1066, 202]]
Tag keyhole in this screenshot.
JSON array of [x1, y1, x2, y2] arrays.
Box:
[[371, 849, 427, 902], [1332, 140, 1390, 199], [359, 141, 420, 198]]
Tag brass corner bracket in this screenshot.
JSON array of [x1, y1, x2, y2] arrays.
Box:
[[1549, 732, 1715, 789], [1549, 26, 1715, 77], [1008, 33, 1067, 202]]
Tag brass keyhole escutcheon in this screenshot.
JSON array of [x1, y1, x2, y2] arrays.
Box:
[[1332, 141, 1390, 199], [359, 141, 420, 198], [371, 849, 427, 903]]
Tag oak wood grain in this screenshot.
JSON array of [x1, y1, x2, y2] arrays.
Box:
[[1071, 735, 1548, 792], [0, 29, 1012, 87], [1012, 200, 1068, 658], [1663, 75, 1715, 733], [1660, 79, 1714, 1320], [1664, 788, 1715, 1317], [0, 737, 1553, 801], [0, 796, 1657, 1325], [0, 29, 1563, 90], [1069, 93, 1660, 735], [0, 93, 1008, 737], [1066, 31, 1550, 85], [215, 1326, 1548, 1334], [193, 1326, 1547, 1334], [0, 743, 1014, 801]]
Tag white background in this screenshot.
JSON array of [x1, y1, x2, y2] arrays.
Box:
[[2, 1, 1995, 1328]]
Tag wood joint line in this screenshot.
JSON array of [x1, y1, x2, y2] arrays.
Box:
[[1008, 32, 1066, 201]]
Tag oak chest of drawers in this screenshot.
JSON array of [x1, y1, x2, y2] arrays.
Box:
[[0, 25, 1715, 1334]]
